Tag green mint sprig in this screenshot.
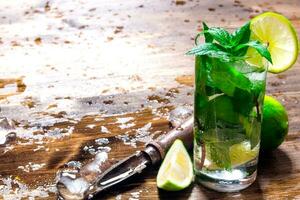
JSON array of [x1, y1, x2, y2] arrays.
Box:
[[187, 22, 273, 64]]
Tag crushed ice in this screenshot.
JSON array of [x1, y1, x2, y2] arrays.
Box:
[[84, 152, 108, 173]]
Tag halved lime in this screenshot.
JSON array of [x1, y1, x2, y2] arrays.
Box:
[[249, 12, 299, 73], [156, 139, 193, 191]]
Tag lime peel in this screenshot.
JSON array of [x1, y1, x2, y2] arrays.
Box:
[[261, 95, 289, 151]]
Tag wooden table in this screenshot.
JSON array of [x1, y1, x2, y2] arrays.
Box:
[[0, 0, 299, 199]]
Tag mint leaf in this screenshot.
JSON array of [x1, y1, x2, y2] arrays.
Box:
[[186, 43, 242, 62], [234, 40, 273, 64], [205, 27, 232, 48], [195, 56, 209, 109], [209, 142, 231, 170], [210, 71, 235, 96], [202, 22, 213, 43], [233, 88, 255, 116], [230, 22, 250, 47], [200, 131, 231, 170], [190, 21, 270, 61], [209, 59, 252, 96], [195, 23, 213, 45], [187, 43, 230, 59], [201, 127, 246, 170]]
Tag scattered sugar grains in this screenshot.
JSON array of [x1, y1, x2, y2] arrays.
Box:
[[0, 177, 56, 200], [168, 106, 193, 127], [100, 126, 110, 133], [86, 124, 96, 129], [18, 162, 46, 173], [119, 122, 135, 129], [129, 190, 142, 200], [116, 117, 135, 129], [83, 137, 110, 155], [83, 145, 111, 155], [33, 145, 45, 152], [94, 117, 104, 122], [135, 123, 152, 143], [66, 161, 82, 169], [116, 117, 134, 124], [95, 138, 109, 145], [116, 123, 152, 148]]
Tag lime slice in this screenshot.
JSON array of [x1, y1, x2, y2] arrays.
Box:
[[156, 139, 193, 191], [204, 141, 258, 170], [249, 12, 299, 73], [229, 141, 259, 166]]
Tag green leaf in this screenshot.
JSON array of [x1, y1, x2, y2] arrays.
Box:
[[187, 43, 223, 55], [194, 23, 213, 45], [194, 56, 209, 109], [201, 131, 232, 170], [202, 22, 213, 43], [232, 86, 257, 117], [234, 40, 273, 64], [209, 59, 252, 96], [205, 27, 232, 48], [230, 22, 250, 47], [209, 142, 231, 170], [187, 43, 237, 62], [200, 127, 246, 170]]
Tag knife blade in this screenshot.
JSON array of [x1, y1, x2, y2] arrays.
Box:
[[57, 117, 193, 200]]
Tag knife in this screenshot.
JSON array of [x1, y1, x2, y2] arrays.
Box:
[[57, 117, 193, 200]]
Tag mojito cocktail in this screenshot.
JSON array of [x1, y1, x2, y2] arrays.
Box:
[[193, 56, 267, 192], [188, 21, 272, 192]]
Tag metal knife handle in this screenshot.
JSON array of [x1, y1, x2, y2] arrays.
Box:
[[146, 117, 193, 162]]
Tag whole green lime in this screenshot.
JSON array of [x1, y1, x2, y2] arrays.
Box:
[[261, 95, 289, 151]]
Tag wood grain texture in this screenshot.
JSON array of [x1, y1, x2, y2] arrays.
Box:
[[0, 0, 299, 199]]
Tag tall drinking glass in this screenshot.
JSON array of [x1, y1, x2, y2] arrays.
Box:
[[193, 55, 267, 192]]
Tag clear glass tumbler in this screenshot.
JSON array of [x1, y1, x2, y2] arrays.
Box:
[[193, 55, 267, 192]]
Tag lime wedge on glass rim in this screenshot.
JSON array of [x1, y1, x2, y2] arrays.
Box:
[[246, 12, 299, 73], [156, 139, 193, 191]]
